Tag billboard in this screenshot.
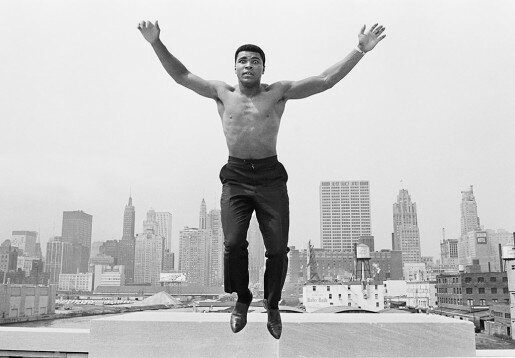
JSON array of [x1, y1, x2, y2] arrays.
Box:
[[476, 232, 487, 244], [159, 273, 187, 282]]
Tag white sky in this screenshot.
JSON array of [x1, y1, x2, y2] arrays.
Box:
[[1, 0, 514, 259]]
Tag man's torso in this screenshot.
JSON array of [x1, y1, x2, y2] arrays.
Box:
[[216, 83, 286, 160]]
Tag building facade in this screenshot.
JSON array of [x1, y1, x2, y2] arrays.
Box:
[[58, 273, 93, 292], [303, 282, 384, 312], [134, 232, 164, 285], [320, 181, 371, 252], [392, 189, 422, 264], [10, 231, 37, 257], [179, 227, 209, 286], [61, 210, 93, 273], [45, 237, 75, 284]]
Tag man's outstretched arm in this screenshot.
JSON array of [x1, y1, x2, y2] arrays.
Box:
[[138, 20, 225, 99], [279, 24, 386, 100]]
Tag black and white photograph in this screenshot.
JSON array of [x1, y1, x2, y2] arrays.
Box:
[[0, 0, 514, 357]]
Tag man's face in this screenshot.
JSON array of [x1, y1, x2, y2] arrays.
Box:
[[235, 51, 264, 85]]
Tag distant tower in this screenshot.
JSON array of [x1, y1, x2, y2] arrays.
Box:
[[306, 241, 320, 282], [143, 209, 159, 234], [460, 185, 481, 237], [248, 215, 265, 284], [122, 195, 136, 240], [199, 199, 207, 230], [61, 210, 92, 273], [392, 189, 422, 263], [207, 209, 224, 286]]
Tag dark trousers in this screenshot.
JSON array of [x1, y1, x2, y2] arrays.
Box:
[[219, 155, 290, 309]]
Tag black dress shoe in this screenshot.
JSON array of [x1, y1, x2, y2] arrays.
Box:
[[230, 294, 252, 333], [266, 308, 282, 339]]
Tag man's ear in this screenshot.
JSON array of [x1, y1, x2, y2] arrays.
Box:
[[262, 66, 265, 74]]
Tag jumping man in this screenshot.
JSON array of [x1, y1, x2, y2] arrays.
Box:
[[138, 20, 386, 339]]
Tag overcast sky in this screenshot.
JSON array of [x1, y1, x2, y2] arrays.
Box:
[[1, 0, 514, 259]]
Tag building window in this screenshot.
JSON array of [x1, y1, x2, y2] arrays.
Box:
[[490, 277, 497, 282], [338, 294, 342, 299], [505, 313, 511, 319], [478, 288, 485, 294], [348, 294, 351, 299], [479, 299, 486, 306], [348, 302, 352, 306], [313, 286, 316, 291], [375, 285, 378, 290], [502, 277, 508, 282], [467, 299, 474, 306], [477, 277, 484, 283], [375, 294, 378, 299], [503, 287, 509, 294], [465, 277, 472, 283], [466, 288, 473, 294], [376, 302, 379, 307], [492, 299, 498, 303], [327, 286, 330, 291], [329, 294, 332, 299], [491, 288, 497, 294]]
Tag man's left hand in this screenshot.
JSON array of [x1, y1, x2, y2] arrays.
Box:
[[358, 23, 386, 53]]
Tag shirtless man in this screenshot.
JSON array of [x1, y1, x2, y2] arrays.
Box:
[[138, 20, 386, 339]]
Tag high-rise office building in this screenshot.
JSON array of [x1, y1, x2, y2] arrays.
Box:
[[155, 212, 173, 254], [11, 231, 38, 257], [61, 210, 93, 273], [179, 227, 209, 286], [460, 185, 481, 238], [392, 189, 422, 264], [207, 208, 224, 286], [133, 231, 164, 285], [45, 237, 75, 283], [143, 209, 159, 234], [248, 215, 265, 285], [320, 181, 371, 251], [122, 196, 135, 241], [0, 240, 19, 274], [199, 198, 207, 230], [120, 196, 136, 284]]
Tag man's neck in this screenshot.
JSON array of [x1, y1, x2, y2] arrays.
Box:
[[238, 82, 262, 97]]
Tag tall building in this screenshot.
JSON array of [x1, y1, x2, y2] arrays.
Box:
[[459, 229, 513, 272], [0, 240, 19, 275], [143, 209, 159, 234], [11, 231, 37, 257], [199, 198, 207, 230], [320, 181, 371, 251], [122, 195, 136, 241], [441, 239, 459, 270], [61, 210, 93, 273], [179, 227, 209, 285], [248, 215, 265, 285], [461, 185, 481, 238], [155, 212, 173, 254], [133, 231, 164, 285], [45, 237, 75, 284], [206, 208, 224, 286], [120, 195, 136, 284], [392, 189, 422, 264]]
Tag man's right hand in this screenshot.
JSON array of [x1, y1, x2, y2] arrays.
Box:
[[138, 20, 160, 44]]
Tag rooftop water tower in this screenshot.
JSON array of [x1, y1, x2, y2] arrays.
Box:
[[355, 243, 371, 282]]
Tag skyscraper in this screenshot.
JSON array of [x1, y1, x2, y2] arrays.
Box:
[[320, 181, 371, 251], [61, 210, 93, 273], [460, 185, 481, 238], [11, 231, 38, 257], [392, 189, 422, 264], [248, 215, 265, 285], [120, 195, 136, 284], [133, 231, 164, 285], [45, 237, 74, 283], [179, 227, 209, 285], [155, 212, 173, 253], [207, 208, 223, 286], [122, 196, 136, 241], [143, 209, 159, 234], [199, 198, 207, 230]]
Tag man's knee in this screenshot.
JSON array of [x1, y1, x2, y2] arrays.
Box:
[[265, 246, 290, 259]]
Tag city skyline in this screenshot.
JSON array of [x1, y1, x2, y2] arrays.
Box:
[[1, 0, 514, 260]]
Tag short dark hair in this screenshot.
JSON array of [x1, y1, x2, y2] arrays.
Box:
[[234, 44, 265, 66]]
